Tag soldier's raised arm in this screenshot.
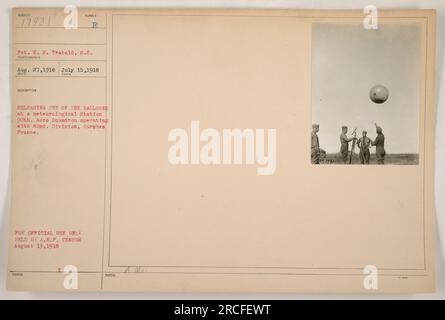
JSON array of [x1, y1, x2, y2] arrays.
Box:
[[371, 135, 380, 146]]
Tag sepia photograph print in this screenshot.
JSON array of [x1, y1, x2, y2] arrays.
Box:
[[311, 23, 421, 165]]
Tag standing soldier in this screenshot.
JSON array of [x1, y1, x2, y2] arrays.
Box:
[[340, 126, 354, 164], [372, 124, 386, 164], [311, 124, 320, 164], [357, 130, 372, 164]]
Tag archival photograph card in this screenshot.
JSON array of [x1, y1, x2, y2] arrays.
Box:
[[7, 8, 436, 292]]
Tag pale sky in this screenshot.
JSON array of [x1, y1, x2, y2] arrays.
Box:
[[312, 23, 421, 154]]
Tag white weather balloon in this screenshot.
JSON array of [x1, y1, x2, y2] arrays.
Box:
[[369, 85, 389, 104]]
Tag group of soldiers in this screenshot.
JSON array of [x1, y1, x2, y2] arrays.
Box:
[[311, 124, 386, 165]]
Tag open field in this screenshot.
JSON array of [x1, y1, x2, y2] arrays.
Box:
[[320, 153, 419, 165]]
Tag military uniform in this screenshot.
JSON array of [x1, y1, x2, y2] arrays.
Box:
[[311, 131, 320, 164], [372, 132, 386, 164], [357, 136, 372, 164], [340, 132, 351, 163]]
